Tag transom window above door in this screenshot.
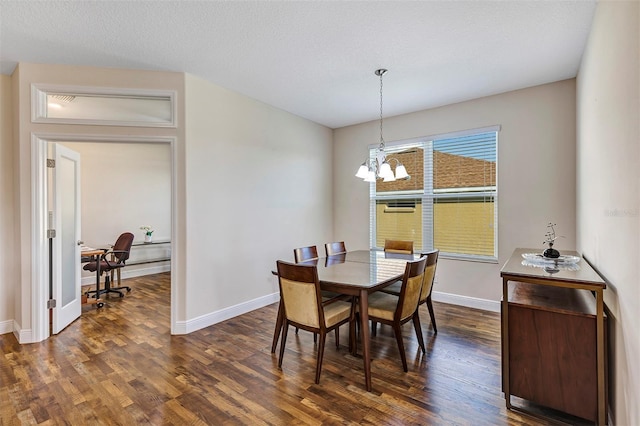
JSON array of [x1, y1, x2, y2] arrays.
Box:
[[31, 84, 176, 127]]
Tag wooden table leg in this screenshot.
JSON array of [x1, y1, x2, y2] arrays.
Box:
[[596, 288, 605, 425], [502, 277, 511, 408], [359, 289, 372, 392], [271, 299, 284, 353]]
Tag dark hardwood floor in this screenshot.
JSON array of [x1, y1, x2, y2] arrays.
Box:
[[0, 273, 590, 425]]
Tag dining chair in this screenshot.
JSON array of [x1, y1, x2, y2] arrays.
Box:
[[375, 239, 415, 326], [276, 260, 354, 384], [294, 245, 319, 263], [365, 256, 428, 372], [324, 241, 347, 257], [384, 239, 414, 254], [380, 249, 440, 335], [293, 245, 347, 335], [271, 245, 341, 353]]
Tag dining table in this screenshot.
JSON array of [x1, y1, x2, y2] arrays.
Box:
[[271, 249, 421, 391]]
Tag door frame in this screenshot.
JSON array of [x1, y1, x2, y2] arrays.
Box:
[[31, 132, 177, 342]]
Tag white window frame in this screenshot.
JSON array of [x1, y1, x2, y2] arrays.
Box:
[[369, 126, 499, 262]]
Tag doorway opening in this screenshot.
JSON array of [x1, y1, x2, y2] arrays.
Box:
[[31, 134, 177, 342]]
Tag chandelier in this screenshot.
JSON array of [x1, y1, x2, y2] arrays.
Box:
[[355, 69, 410, 183]]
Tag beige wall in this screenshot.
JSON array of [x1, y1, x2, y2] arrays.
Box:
[[334, 79, 577, 303], [3, 62, 334, 340], [577, 1, 639, 424], [59, 141, 172, 280], [184, 73, 334, 321], [11, 63, 185, 340], [0, 74, 15, 332]]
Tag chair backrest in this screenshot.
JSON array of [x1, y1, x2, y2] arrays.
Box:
[[324, 253, 346, 266], [293, 245, 319, 263], [112, 232, 135, 262], [384, 239, 414, 254], [276, 260, 323, 329], [395, 257, 427, 322], [325, 241, 347, 256], [419, 249, 439, 303]]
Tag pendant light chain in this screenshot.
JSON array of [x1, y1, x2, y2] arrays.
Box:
[[377, 68, 387, 149], [379, 70, 384, 147]]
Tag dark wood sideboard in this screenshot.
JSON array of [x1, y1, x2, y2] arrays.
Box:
[[500, 248, 607, 425]]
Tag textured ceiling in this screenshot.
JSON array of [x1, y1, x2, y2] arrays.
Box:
[[0, 1, 596, 129]]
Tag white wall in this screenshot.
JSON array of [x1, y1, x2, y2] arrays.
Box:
[[59, 141, 171, 281], [11, 63, 184, 341], [183, 73, 334, 326], [577, 1, 639, 424], [334, 80, 578, 306], [5, 62, 334, 340], [0, 74, 15, 333]]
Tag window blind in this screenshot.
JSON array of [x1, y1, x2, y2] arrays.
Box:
[[369, 128, 498, 261]]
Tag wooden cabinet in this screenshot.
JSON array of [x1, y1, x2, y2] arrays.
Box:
[[500, 248, 607, 425], [506, 282, 605, 422]]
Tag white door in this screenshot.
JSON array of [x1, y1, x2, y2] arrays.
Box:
[[51, 143, 82, 334]]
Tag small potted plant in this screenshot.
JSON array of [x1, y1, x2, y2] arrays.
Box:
[[140, 225, 154, 243], [543, 222, 561, 258]]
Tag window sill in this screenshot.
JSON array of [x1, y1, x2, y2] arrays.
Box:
[[439, 253, 498, 264]]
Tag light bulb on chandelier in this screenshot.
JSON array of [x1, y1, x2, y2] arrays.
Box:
[[355, 69, 410, 182]]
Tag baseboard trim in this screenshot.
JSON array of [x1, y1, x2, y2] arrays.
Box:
[[175, 290, 498, 336], [3, 289, 500, 340], [175, 292, 280, 335], [432, 291, 500, 313], [0, 319, 12, 335], [81, 264, 170, 286], [14, 321, 32, 344]]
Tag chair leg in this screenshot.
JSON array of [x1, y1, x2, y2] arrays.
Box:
[[103, 274, 124, 298], [278, 323, 289, 368], [315, 330, 327, 384], [413, 311, 426, 353], [271, 300, 284, 353], [426, 296, 437, 334], [334, 327, 340, 349], [349, 307, 358, 354], [371, 321, 377, 336], [392, 324, 408, 372]]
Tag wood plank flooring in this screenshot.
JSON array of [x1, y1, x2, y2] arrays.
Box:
[[1, 273, 591, 425]]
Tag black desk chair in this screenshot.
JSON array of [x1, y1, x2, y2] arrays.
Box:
[[84, 232, 134, 298]]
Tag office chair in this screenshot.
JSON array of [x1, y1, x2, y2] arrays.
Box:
[[84, 232, 134, 298]]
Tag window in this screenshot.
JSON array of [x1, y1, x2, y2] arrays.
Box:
[[370, 127, 498, 261], [31, 84, 176, 127]]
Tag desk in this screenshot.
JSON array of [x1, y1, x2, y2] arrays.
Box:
[[81, 248, 106, 308], [110, 239, 171, 286], [272, 250, 416, 392], [501, 248, 607, 425]]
